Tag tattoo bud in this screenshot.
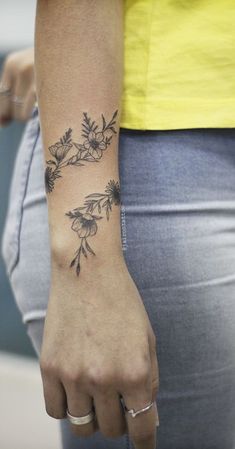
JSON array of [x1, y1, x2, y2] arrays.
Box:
[[49, 142, 72, 162], [71, 212, 102, 239], [68, 154, 79, 165]]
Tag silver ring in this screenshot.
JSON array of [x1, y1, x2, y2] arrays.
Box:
[[120, 397, 155, 418], [0, 83, 11, 96], [66, 408, 95, 425], [11, 94, 25, 106]]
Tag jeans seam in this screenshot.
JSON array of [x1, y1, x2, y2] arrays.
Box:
[[9, 122, 41, 277]]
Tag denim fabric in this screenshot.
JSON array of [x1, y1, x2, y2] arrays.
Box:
[[1, 108, 235, 449]]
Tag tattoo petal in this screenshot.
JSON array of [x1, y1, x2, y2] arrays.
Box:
[[89, 147, 102, 159], [71, 213, 98, 239], [96, 132, 104, 143], [49, 142, 72, 162]]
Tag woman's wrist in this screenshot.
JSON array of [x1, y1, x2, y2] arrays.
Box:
[[49, 245, 128, 307], [50, 228, 125, 276], [47, 170, 123, 277]]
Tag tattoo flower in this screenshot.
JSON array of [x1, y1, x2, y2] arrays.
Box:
[[83, 131, 106, 159], [71, 212, 101, 238], [66, 179, 121, 276], [105, 180, 120, 205], [49, 141, 72, 162], [66, 209, 102, 276]]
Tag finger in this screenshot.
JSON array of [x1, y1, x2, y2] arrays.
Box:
[[41, 373, 67, 419], [122, 392, 157, 449], [11, 78, 28, 121], [148, 332, 160, 427], [15, 87, 37, 122], [65, 384, 98, 437], [22, 87, 37, 121], [0, 72, 12, 126], [121, 359, 157, 449], [93, 388, 127, 439], [152, 377, 160, 427]]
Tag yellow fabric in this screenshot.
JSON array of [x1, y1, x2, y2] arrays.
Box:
[[120, 0, 235, 130]]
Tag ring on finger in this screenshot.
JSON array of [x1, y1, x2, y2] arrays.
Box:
[[120, 396, 155, 418], [11, 94, 25, 106], [0, 82, 11, 96], [66, 407, 96, 425]]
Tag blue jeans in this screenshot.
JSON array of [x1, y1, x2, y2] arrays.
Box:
[[2, 108, 235, 449]]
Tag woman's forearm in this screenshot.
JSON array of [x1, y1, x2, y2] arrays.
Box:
[[35, 4, 159, 444], [35, 0, 124, 278]]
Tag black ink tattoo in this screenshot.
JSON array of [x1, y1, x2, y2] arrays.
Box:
[[66, 180, 120, 276], [45, 110, 118, 193]]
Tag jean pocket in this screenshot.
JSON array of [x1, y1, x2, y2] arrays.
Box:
[[1, 108, 40, 277]]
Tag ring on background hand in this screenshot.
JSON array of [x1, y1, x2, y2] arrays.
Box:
[[11, 94, 25, 106], [120, 396, 155, 418], [66, 408, 96, 425], [0, 82, 11, 96]]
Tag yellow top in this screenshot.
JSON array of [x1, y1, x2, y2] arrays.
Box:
[[120, 0, 235, 130]]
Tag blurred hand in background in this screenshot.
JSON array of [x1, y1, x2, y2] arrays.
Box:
[[0, 48, 36, 126]]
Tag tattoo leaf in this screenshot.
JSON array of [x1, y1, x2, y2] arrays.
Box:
[[81, 245, 87, 258], [85, 240, 96, 256], [60, 128, 72, 145], [102, 114, 106, 131], [76, 263, 81, 276], [70, 258, 76, 268], [86, 193, 105, 198]]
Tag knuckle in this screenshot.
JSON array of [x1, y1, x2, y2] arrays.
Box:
[[40, 357, 59, 377], [125, 365, 150, 387], [86, 368, 113, 390], [60, 367, 84, 384]]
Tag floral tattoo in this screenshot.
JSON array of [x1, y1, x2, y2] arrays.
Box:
[[45, 110, 118, 193], [66, 180, 120, 276]]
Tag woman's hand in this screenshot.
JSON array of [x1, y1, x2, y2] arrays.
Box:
[[40, 257, 160, 449], [0, 48, 36, 126]]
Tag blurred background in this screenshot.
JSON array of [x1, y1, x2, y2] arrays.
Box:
[[0, 1, 61, 447]]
